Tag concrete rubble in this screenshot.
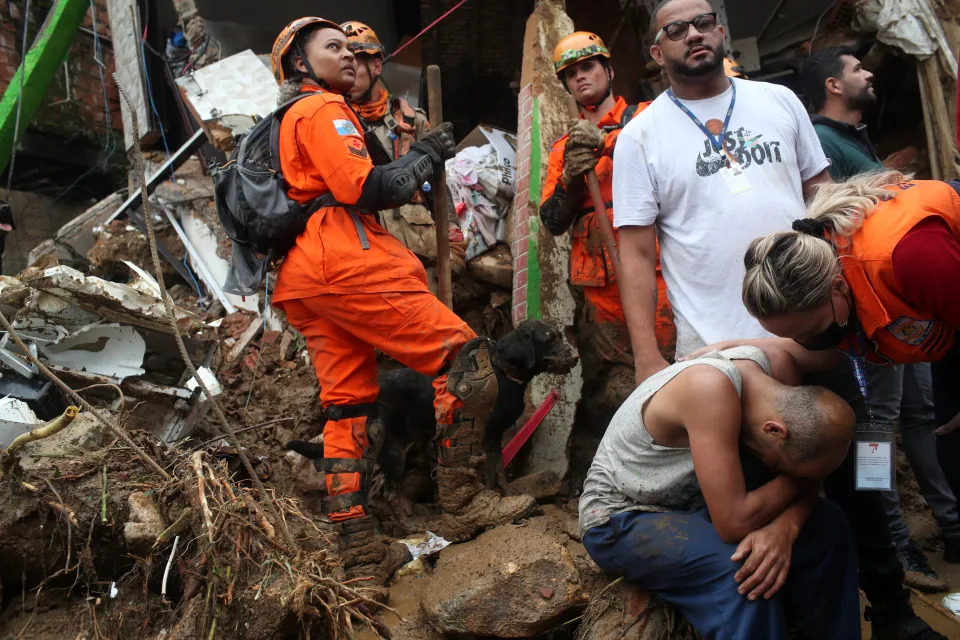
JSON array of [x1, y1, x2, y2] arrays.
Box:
[[421, 510, 589, 637], [0, 260, 218, 444]]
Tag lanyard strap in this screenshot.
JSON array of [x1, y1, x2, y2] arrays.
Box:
[[667, 79, 736, 156], [848, 322, 875, 421]]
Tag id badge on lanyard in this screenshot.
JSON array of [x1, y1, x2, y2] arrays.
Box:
[[849, 328, 895, 491], [667, 80, 751, 196]]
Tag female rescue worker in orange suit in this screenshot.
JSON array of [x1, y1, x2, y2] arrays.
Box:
[[268, 18, 532, 580], [730, 171, 960, 519], [540, 32, 676, 365]]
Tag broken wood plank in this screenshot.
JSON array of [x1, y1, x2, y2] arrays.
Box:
[[227, 316, 264, 363]]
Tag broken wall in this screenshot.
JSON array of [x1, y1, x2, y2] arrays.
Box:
[[0, 0, 122, 149], [418, 0, 532, 135], [511, 0, 582, 479]]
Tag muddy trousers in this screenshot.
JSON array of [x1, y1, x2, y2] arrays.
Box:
[[277, 290, 476, 521], [582, 500, 860, 640], [581, 276, 676, 364]]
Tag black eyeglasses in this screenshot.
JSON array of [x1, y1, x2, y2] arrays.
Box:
[[655, 12, 718, 42]]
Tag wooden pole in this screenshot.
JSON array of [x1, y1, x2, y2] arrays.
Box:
[[564, 96, 622, 281], [426, 65, 453, 309]]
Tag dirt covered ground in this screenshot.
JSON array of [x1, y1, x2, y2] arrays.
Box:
[[0, 313, 387, 640]]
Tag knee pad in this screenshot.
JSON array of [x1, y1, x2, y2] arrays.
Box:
[[439, 338, 501, 466]]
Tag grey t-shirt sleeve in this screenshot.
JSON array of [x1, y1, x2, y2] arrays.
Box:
[[715, 345, 772, 375]]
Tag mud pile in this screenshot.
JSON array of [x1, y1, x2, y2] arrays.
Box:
[[0, 406, 387, 640]]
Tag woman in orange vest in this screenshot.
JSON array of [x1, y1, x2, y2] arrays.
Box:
[[268, 18, 533, 582], [540, 31, 676, 366], [738, 170, 960, 504]]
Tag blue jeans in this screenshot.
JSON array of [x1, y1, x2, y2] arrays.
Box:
[[582, 499, 860, 640]]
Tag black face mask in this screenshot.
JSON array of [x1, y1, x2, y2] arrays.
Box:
[[796, 294, 851, 351]]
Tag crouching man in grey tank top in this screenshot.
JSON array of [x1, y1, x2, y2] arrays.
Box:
[[580, 346, 859, 640]]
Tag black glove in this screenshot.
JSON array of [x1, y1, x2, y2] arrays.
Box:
[[416, 122, 456, 161]]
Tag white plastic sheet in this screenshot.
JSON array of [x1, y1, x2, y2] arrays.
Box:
[[857, 0, 958, 76]]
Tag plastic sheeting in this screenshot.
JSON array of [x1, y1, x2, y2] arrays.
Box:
[[857, 0, 958, 76]]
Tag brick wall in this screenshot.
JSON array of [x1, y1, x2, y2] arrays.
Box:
[[418, 0, 532, 136], [0, 0, 122, 145], [511, 83, 534, 326]]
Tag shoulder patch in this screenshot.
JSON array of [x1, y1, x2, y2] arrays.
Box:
[[333, 119, 360, 137], [343, 136, 369, 159], [886, 316, 933, 346]]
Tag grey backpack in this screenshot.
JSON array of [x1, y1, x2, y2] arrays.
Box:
[[212, 93, 327, 296]]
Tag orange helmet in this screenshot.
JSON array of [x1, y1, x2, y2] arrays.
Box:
[[341, 21, 384, 57], [271, 17, 344, 84], [553, 31, 611, 75]]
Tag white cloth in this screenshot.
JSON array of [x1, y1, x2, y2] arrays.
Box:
[[446, 144, 509, 260], [612, 78, 829, 353], [578, 346, 771, 536]]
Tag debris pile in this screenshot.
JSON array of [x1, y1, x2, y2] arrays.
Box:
[[0, 150, 687, 639], [0, 47, 676, 640], [0, 409, 393, 640]]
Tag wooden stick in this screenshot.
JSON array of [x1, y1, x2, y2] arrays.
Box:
[[191, 451, 215, 544], [917, 60, 942, 180], [564, 96, 622, 282], [426, 65, 453, 309], [919, 57, 960, 180]]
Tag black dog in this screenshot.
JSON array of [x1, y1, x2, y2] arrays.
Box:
[[287, 320, 578, 498]]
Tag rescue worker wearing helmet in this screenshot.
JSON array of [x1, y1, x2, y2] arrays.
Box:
[[341, 20, 463, 274], [269, 18, 534, 585], [540, 32, 676, 396]]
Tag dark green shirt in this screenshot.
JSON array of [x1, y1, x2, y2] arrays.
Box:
[[811, 115, 882, 180]]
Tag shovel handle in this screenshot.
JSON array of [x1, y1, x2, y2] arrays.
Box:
[[427, 65, 453, 309]]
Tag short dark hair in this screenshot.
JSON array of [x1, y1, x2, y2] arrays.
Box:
[[777, 385, 829, 462], [802, 46, 856, 112], [650, 0, 716, 40]]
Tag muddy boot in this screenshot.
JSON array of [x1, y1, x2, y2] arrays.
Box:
[[436, 339, 536, 542], [866, 600, 947, 640], [436, 461, 535, 541], [334, 515, 411, 589], [899, 540, 948, 593]]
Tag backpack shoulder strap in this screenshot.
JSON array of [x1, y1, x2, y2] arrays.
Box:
[[269, 92, 323, 173], [619, 104, 638, 129]]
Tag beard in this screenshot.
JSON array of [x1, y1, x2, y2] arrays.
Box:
[[667, 44, 724, 78], [847, 85, 877, 111]]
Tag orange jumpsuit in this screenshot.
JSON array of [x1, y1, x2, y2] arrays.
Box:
[[540, 97, 676, 360], [271, 86, 474, 520]]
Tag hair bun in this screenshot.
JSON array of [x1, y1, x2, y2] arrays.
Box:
[[791, 218, 827, 238]]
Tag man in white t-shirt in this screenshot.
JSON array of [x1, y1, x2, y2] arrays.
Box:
[[612, 4, 829, 376], [610, 1, 944, 638]]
